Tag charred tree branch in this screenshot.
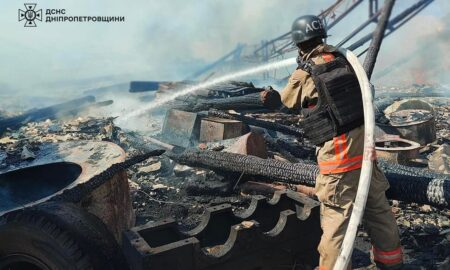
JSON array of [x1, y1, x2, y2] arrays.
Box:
[[363, 0, 395, 79]]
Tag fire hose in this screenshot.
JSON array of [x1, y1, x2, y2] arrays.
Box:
[[164, 49, 433, 269], [333, 48, 374, 270], [167, 49, 382, 270], [335, 0, 396, 267]]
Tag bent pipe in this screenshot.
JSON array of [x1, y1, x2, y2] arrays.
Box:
[[167, 149, 450, 208]]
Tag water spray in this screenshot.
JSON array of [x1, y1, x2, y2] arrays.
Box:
[[120, 57, 297, 121]]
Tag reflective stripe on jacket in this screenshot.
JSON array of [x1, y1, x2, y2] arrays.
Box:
[[318, 134, 363, 174]]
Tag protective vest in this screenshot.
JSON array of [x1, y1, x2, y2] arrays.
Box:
[[298, 54, 364, 145]]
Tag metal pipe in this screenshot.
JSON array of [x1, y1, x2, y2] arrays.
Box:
[[348, 0, 434, 51], [357, 0, 433, 57], [253, 32, 290, 55], [336, 10, 381, 48], [326, 0, 364, 30], [383, 0, 433, 38], [245, 0, 363, 57], [370, 0, 374, 17]]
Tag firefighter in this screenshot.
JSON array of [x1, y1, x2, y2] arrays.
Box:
[[281, 15, 403, 270]]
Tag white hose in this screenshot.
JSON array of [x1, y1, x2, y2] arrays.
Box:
[[333, 48, 376, 270]]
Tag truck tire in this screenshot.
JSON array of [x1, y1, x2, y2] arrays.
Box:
[[0, 202, 129, 270]]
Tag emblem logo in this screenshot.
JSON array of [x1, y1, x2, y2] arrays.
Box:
[[18, 3, 42, 27]]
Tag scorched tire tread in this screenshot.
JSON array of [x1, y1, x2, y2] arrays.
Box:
[[0, 202, 128, 270], [0, 208, 93, 270]]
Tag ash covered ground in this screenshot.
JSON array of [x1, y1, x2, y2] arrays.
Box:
[[0, 84, 449, 269]]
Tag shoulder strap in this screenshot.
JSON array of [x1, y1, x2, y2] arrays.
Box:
[[296, 55, 314, 73], [296, 51, 342, 74]]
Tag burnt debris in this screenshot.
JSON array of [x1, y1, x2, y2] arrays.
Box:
[[0, 82, 449, 269]]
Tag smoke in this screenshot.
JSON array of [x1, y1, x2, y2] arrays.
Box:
[[0, 0, 449, 116], [0, 0, 322, 98], [372, 12, 450, 86], [117, 57, 297, 124]]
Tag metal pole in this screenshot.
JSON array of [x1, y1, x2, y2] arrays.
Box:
[[326, 0, 364, 30], [348, 0, 433, 51], [369, 0, 374, 17], [357, 0, 433, 58], [336, 9, 381, 47]]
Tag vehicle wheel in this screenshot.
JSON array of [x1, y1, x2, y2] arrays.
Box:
[[0, 202, 129, 270]]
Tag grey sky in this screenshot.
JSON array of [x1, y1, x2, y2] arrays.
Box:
[[0, 0, 448, 96]]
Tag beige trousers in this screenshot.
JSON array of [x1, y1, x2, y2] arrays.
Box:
[[315, 164, 403, 270]]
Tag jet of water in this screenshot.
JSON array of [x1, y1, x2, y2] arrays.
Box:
[[120, 57, 297, 121]]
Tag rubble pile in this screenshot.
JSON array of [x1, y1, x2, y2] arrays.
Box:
[[432, 100, 450, 144], [0, 114, 249, 227], [127, 154, 250, 227], [354, 201, 450, 269], [0, 117, 121, 167], [375, 84, 450, 99], [395, 202, 450, 264], [0, 83, 449, 269]]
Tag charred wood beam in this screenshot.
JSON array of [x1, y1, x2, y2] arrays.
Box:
[[168, 149, 450, 208], [167, 149, 318, 186], [197, 89, 281, 111], [172, 89, 282, 112], [209, 110, 304, 138], [363, 0, 395, 79], [169, 81, 257, 99], [194, 92, 265, 111], [377, 160, 449, 181], [199, 81, 257, 97], [0, 96, 96, 134]]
